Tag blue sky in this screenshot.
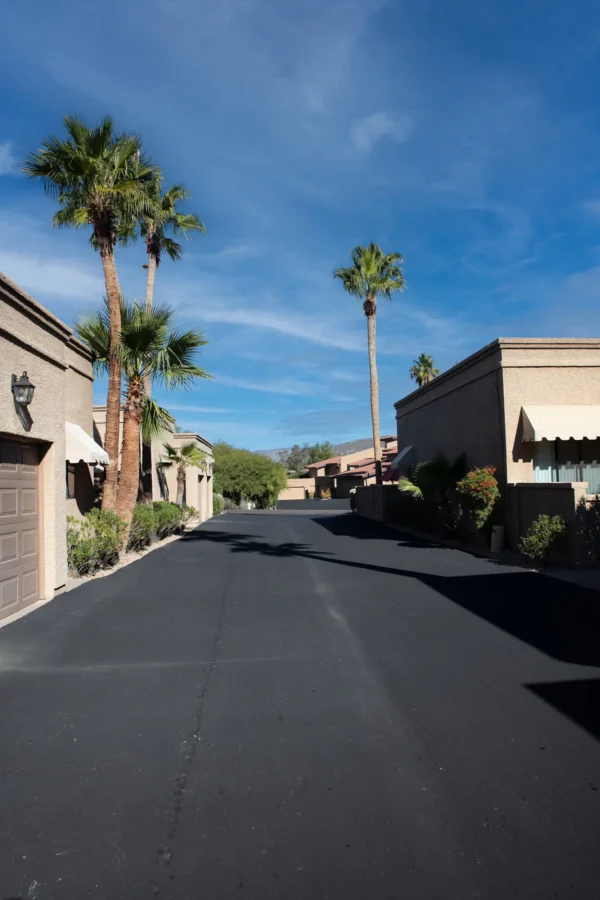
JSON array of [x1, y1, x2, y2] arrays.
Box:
[[2, 0, 600, 449]]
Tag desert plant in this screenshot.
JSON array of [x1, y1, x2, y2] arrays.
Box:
[[456, 467, 500, 530], [126, 503, 156, 552], [409, 353, 440, 387], [152, 500, 183, 538], [213, 493, 224, 516], [158, 442, 206, 507], [223, 497, 238, 510], [76, 299, 209, 535], [398, 453, 467, 505], [180, 504, 198, 529], [66, 508, 125, 575], [334, 243, 405, 482], [24, 117, 157, 511], [518, 514, 567, 561]]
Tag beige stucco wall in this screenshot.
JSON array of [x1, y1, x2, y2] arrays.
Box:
[[395, 341, 505, 480], [0, 272, 94, 599], [500, 340, 600, 483], [278, 477, 316, 501]]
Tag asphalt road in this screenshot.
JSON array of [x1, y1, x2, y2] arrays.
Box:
[[1, 509, 600, 899]]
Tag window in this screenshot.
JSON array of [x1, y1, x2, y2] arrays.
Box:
[[66, 463, 76, 499], [534, 439, 600, 494]]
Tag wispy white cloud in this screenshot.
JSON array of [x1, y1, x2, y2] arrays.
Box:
[[0, 250, 103, 300], [165, 403, 234, 414], [350, 112, 413, 154], [214, 374, 319, 396], [194, 303, 364, 351], [584, 199, 600, 216], [0, 141, 18, 176]]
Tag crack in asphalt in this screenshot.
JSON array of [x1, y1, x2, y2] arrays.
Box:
[[151, 565, 232, 899]]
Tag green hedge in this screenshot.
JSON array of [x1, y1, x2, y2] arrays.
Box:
[[153, 501, 185, 538], [213, 493, 224, 516], [127, 503, 156, 552], [67, 508, 125, 576], [68, 502, 198, 576]]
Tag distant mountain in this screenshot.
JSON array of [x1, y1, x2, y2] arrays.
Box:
[[258, 437, 377, 462]]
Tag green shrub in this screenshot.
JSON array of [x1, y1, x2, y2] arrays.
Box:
[[127, 503, 156, 552], [67, 508, 125, 576], [213, 493, 224, 516], [518, 514, 566, 561], [153, 501, 183, 538], [223, 497, 237, 510], [180, 504, 197, 529]]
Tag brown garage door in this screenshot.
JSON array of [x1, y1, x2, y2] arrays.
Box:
[[0, 440, 40, 622]]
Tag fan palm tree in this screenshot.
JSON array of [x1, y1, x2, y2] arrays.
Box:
[[75, 300, 210, 534], [409, 353, 440, 387], [334, 243, 405, 482], [142, 181, 206, 312], [157, 443, 206, 507], [22, 116, 157, 511], [398, 453, 467, 504], [137, 180, 205, 502]]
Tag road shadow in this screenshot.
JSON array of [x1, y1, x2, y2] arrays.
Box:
[[184, 528, 600, 667], [525, 679, 600, 741], [312, 513, 436, 546]]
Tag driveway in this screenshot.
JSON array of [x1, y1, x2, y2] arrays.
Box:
[[1, 509, 600, 899]]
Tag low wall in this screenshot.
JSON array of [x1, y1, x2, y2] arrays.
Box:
[[356, 485, 409, 523], [506, 482, 589, 561]]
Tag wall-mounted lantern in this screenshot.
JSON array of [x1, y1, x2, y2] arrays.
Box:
[[11, 371, 36, 407], [11, 371, 35, 431]]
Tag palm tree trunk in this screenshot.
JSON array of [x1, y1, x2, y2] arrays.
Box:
[[99, 246, 122, 511], [116, 377, 143, 536], [365, 298, 382, 484], [145, 251, 157, 312], [140, 250, 158, 503], [176, 464, 185, 507]]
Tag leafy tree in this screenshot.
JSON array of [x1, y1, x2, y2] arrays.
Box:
[[23, 116, 156, 511], [279, 444, 310, 475], [409, 353, 440, 387], [158, 443, 206, 507], [334, 243, 405, 482], [76, 300, 209, 534], [214, 443, 287, 508], [307, 441, 335, 464]]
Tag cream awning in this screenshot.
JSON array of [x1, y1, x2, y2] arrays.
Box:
[[65, 422, 109, 464], [521, 406, 600, 442]]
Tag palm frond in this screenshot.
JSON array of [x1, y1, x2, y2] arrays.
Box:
[[141, 399, 175, 444]]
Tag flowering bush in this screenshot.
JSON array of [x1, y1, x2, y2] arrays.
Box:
[[456, 467, 500, 530]]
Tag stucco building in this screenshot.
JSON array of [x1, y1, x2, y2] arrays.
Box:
[[0, 272, 107, 624], [394, 338, 600, 549], [305, 438, 398, 498]]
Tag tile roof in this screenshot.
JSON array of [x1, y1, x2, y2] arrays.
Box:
[[307, 456, 342, 468]]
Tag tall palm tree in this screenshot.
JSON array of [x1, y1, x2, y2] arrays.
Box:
[[409, 353, 440, 387], [75, 300, 210, 534], [142, 181, 206, 312], [138, 180, 205, 502], [158, 443, 206, 507], [23, 116, 157, 511], [334, 243, 405, 482]]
